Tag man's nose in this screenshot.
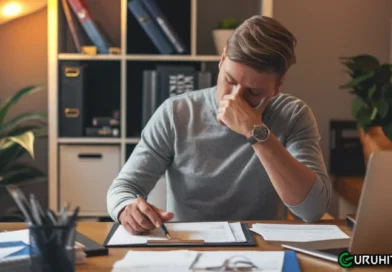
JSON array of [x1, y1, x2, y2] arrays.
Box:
[[231, 84, 246, 97]]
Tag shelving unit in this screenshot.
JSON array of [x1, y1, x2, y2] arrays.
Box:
[[48, 0, 273, 216]]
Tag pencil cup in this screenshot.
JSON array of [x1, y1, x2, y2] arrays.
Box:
[[29, 224, 76, 272]]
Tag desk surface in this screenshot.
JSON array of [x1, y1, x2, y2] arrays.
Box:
[[0, 219, 384, 271]]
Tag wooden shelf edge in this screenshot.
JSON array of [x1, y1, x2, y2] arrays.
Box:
[[57, 138, 122, 144], [58, 54, 221, 62]]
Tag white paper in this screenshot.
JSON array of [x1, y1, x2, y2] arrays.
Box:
[[250, 224, 350, 242], [0, 246, 26, 259], [107, 221, 237, 246], [0, 230, 30, 245], [229, 222, 247, 242], [112, 250, 199, 272], [188, 251, 284, 272]]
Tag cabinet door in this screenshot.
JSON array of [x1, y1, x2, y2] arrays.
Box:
[[59, 144, 120, 215]]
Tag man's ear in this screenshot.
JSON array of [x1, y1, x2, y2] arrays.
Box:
[[218, 47, 227, 70]]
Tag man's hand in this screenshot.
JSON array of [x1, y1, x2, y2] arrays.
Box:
[[119, 198, 174, 235], [217, 94, 270, 137]]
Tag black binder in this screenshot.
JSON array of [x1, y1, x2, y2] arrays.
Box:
[[59, 61, 86, 137], [76, 231, 108, 257], [103, 223, 257, 248]]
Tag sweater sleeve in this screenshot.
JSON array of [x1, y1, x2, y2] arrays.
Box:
[[282, 103, 332, 222], [106, 99, 174, 222]]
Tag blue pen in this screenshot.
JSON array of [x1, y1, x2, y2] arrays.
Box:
[[136, 194, 172, 239]]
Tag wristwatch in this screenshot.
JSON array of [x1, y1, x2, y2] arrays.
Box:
[[247, 124, 270, 145]]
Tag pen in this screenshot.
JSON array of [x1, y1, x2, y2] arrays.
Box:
[[135, 193, 172, 239]]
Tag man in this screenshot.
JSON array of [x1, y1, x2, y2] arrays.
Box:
[[107, 15, 331, 235]]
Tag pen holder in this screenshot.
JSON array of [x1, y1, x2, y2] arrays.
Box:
[[29, 224, 76, 272]]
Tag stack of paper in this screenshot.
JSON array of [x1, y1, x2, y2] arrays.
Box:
[[112, 250, 286, 272], [107, 221, 247, 246], [250, 223, 350, 242]]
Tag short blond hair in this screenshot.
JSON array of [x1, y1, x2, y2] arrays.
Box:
[[226, 15, 297, 78]]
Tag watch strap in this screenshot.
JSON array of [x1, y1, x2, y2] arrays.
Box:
[[247, 135, 258, 145]]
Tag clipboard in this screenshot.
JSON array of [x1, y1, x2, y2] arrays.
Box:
[[103, 223, 257, 247]]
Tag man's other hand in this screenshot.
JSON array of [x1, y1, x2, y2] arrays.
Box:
[[118, 198, 174, 235]]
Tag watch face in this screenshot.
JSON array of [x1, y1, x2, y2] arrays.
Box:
[[253, 125, 269, 141]]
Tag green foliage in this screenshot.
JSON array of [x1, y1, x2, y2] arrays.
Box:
[[0, 85, 47, 187], [339, 55, 392, 140], [218, 18, 239, 29]]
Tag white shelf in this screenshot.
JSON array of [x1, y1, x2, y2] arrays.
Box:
[[58, 53, 123, 60], [57, 53, 221, 62], [125, 138, 141, 144], [58, 138, 122, 144], [125, 55, 221, 62]]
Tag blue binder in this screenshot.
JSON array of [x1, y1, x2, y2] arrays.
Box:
[[283, 251, 301, 272], [128, 0, 175, 54]]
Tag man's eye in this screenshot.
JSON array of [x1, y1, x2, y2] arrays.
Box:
[[225, 78, 235, 85]]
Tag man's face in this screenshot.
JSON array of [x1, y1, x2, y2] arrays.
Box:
[[216, 53, 282, 108]]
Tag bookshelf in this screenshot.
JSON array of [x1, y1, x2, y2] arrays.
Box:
[[48, 0, 273, 216]]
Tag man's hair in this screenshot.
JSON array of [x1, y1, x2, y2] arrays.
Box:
[[226, 15, 297, 78]]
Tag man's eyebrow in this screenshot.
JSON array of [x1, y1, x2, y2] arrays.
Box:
[[225, 71, 264, 91]]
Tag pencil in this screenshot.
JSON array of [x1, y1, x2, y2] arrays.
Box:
[[135, 194, 172, 239]]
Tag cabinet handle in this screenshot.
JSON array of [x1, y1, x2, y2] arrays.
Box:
[[78, 154, 102, 159]]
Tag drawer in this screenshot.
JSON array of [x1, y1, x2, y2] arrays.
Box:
[[59, 144, 120, 214]]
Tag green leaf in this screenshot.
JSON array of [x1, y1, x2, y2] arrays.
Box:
[[0, 112, 47, 135], [340, 72, 374, 89], [370, 107, 378, 120], [376, 100, 390, 118], [356, 107, 372, 126], [368, 85, 377, 98], [0, 144, 24, 172], [384, 85, 392, 103], [383, 124, 392, 141], [0, 85, 44, 124], [7, 131, 35, 159], [352, 96, 366, 117], [374, 64, 392, 85], [0, 162, 46, 186]]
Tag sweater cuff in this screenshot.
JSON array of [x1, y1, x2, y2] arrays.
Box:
[[285, 175, 329, 222], [112, 198, 137, 223]]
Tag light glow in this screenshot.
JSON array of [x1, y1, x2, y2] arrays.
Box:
[[2, 2, 22, 17]]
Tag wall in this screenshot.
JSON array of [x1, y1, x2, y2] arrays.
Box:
[[0, 7, 48, 216], [273, 0, 392, 217]]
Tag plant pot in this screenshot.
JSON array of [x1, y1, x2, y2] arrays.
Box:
[[212, 29, 234, 55], [358, 126, 392, 166]]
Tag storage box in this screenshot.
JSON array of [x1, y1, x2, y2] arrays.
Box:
[[59, 145, 121, 215]]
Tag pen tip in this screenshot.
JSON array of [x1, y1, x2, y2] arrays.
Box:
[[167, 234, 171, 239]]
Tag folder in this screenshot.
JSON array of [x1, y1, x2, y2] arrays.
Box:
[[103, 222, 256, 247], [283, 250, 301, 272]]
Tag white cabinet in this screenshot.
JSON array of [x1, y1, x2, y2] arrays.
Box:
[[59, 145, 121, 215]]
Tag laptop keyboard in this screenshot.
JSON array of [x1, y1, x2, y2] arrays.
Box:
[[318, 247, 349, 256]]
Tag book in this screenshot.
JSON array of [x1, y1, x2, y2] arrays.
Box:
[[141, 0, 186, 54], [67, 0, 111, 54], [128, 0, 175, 54]]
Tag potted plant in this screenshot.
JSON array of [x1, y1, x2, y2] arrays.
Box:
[[0, 85, 47, 221], [339, 54, 392, 166], [212, 18, 240, 55]]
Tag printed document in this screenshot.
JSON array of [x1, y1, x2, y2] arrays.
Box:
[[250, 223, 350, 242], [107, 221, 242, 245]]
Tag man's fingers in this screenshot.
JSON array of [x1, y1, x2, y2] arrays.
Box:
[[134, 206, 157, 230], [152, 206, 174, 222], [123, 220, 138, 235], [129, 214, 149, 233], [137, 199, 162, 228]]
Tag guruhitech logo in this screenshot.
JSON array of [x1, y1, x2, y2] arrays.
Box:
[[338, 251, 392, 268]]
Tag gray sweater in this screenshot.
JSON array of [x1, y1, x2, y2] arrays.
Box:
[[107, 86, 331, 223]]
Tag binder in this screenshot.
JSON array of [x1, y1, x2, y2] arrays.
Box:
[[59, 61, 86, 137], [128, 0, 175, 54], [141, 0, 186, 54], [103, 223, 256, 247]]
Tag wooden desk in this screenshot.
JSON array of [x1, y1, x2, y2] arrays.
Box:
[[0, 220, 382, 272], [334, 176, 364, 207]]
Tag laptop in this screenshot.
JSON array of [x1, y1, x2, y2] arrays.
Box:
[[281, 151, 392, 262]]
